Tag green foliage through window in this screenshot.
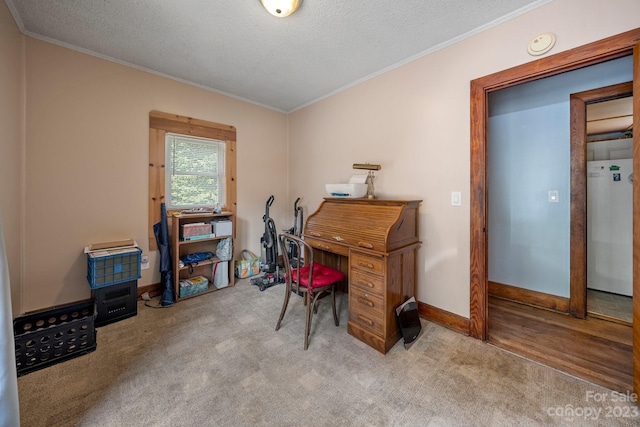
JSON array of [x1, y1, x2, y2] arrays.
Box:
[[165, 133, 226, 208]]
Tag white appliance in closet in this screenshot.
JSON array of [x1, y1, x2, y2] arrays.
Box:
[[587, 158, 632, 296]]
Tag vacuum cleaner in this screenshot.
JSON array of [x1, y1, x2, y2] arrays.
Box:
[[283, 197, 304, 267], [251, 195, 282, 291]]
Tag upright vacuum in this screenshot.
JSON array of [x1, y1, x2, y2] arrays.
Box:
[[251, 195, 281, 291], [283, 198, 304, 267]]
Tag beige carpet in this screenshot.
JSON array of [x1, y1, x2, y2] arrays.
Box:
[[17, 279, 640, 426]]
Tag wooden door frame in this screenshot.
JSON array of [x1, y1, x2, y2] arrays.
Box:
[[471, 28, 640, 395], [569, 82, 633, 318], [470, 28, 640, 339]]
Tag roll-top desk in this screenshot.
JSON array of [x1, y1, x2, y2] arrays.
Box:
[[304, 198, 421, 354]]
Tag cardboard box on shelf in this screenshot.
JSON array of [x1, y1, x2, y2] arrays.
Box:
[[211, 220, 232, 236], [181, 223, 212, 238]]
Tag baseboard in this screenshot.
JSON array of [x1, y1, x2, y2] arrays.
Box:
[[418, 301, 470, 335], [137, 282, 162, 299], [489, 281, 569, 313]]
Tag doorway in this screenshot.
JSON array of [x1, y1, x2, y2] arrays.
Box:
[[570, 84, 633, 324], [469, 29, 640, 395]]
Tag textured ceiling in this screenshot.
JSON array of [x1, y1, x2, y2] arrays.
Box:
[[6, 0, 549, 112]]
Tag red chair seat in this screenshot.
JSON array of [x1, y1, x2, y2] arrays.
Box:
[[276, 233, 343, 349], [291, 263, 345, 288]]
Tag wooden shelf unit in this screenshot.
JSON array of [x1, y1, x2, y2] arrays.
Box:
[[171, 212, 235, 301]]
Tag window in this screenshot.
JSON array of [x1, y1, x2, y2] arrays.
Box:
[[149, 111, 236, 250], [165, 133, 226, 209]]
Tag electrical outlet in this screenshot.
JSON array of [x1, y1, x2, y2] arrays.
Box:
[[141, 255, 150, 270]]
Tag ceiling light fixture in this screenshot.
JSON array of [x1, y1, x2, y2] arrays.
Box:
[[260, 0, 300, 17]]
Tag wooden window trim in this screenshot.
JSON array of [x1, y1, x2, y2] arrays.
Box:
[[149, 111, 236, 250]]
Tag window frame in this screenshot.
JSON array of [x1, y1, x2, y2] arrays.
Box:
[[149, 111, 236, 250], [164, 132, 227, 209]]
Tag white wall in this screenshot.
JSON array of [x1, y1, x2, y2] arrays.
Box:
[[0, 0, 23, 315], [288, 0, 640, 317], [0, 2, 22, 423], [488, 56, 633, 297]]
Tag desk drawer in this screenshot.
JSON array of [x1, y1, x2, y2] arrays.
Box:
[[305, 237, 348, 257], [350, 251, 385, 276], [349, 286, 384, 318], [349, 302, 384, 335], [350, 269, 384, 295], [305, 228, 385, 252]]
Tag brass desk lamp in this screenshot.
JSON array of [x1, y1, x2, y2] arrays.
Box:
[[353, 163, 381, 199]]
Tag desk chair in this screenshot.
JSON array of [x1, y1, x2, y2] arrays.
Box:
[[276, 233, 345, 350]]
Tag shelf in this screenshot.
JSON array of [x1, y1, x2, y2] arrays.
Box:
[[178, 257, 222, 271], [172, 212, 235, 302], [178, 234, 232, 245], [177, 283, 230, 300], [173, 211, 233, 220]]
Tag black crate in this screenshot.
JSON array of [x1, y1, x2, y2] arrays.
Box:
[[14, 299, 96, 376], [92, 280, 137, 327]]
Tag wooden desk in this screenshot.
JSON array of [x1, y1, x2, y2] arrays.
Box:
[[304, 198, 421, 354]]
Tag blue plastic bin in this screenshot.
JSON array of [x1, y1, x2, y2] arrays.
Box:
[[87, 247, 142, 289]]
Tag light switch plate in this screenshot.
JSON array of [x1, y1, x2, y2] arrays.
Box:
[[141, 255, 150, 270], [548, 190, 559, 203], [451, 191, 462, 207]]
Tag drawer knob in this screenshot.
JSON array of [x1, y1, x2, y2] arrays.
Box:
[[309, 231, 321, 237], [333, 236, 344, 241], [358, 314, 374, 326], [358, 279, 374, 288], [358, 241, 374, 249], [358, 261, 374, 269], [358, 297, 374, 307], [318, 244, 330, 250]]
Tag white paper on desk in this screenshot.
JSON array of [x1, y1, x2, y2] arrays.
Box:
[[349, 174, 368, 184]]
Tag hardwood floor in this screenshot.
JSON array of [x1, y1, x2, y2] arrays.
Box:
[[488, 296, 633, 392], [587, 289, 633, 324]]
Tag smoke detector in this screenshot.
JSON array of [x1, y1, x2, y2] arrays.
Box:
[[528, 32, 556, 56]]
